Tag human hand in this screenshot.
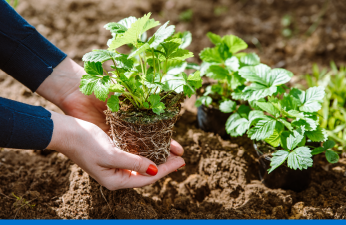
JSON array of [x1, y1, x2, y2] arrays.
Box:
[[47, 111, 185, 190]]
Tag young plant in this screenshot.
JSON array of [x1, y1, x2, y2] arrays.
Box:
[[305, 62, 346, 151], [195, 32, 260, 113], [79, 13, 202, 115], [227, 63, 338, 172]]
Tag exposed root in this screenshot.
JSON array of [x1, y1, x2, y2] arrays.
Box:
[[105, 109, 179, 165]]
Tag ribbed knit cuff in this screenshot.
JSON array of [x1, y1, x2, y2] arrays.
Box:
[[0, 97, 53, 150]]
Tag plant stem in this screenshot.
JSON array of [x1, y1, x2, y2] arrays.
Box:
[[111, 58, 121, 78]]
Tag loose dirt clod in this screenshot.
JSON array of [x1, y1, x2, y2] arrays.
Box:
[[105, 109, 180, 165]]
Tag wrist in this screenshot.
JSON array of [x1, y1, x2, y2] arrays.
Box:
[[36, 57, 85, 110], [46, 111, 79, 156]]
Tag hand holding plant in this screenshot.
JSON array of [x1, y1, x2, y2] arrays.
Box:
[[78, 13, 202, 165]]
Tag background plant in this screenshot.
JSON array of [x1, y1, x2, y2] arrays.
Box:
[[79, 13, 202, 115], [305, 62, 346, 150], [195, 32, 260, 113], [227, 63, 338, 172]]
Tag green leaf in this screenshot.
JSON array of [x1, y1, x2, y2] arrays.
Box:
[[118, 16, 137, 29], [143, 102, 149, 108], [255, 101, 280, 118], [247, 117, 276, 141], [206, 65, 229, 79], [300, 101, 322, 113], [128, 43, 150, 59], [267, 68, 293, 86], [304, 86, 325, 103], [234, 106, 250, 119], [166, 60, 187, 75], [219, 100, 236, 113], [225, 56, 239, 71], [222, 35, 248, 53], [286, 110, 304, 118], [109, 13, 152, 50], [186, 70, 202, 89], [142, 18, 160, 33], [82, 50, 120, 62], [240, 53, 260, 66], [84, 61, 103, 75], [80, 75, 110, 101], [173, 31, 192, 49], [323, 140, 335, 149], [227, 72, 246, 90], [186, 62, 200, 70], [311, 147, 325, 155], [281, 94, 299, 111], [287, 147, 313, 170], [206, 32, 222, 45], [239, 64, 271, 84], [237, 64, 293, 101], [292, 117, 317, 131], [113, 54, 134, 70], [195, 96, 212, 107], [268, 150, 289, 173], [149, 93, 160, 106], [107, 95, 120, 112], [199, 47, 223, 63], [286, 128, 305, 150], [226, 114, 249, 137], [152, 102, 166, 115], [161, 38, 182, 57], [306, 127, 328, 142], [149, 21, 175, 49], [265, 122, 284, 147], [149, 94, 166, 115], [169, 49, 194, 61], [325, 150, 339, 164], [278, 118, 293, 131], [104, 22, 127, 34], [290, 88, 306, 105], [109, 83, 124, 92]]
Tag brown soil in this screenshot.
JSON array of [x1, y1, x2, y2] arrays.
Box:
[[1, 0, 346, 219]]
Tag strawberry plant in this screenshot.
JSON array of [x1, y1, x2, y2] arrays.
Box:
[[195, 32, 260, 113], [227, 63, 338, 173], [305, 62, 346, 151], [79, 13, 202, 164]]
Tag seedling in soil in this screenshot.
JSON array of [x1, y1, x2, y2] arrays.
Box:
[[179, 9, 193, 22], [195, 32, 260, 113], [79, 13, 202, 164], [305, 62, 346, 151], [227, 63, 338, 173]]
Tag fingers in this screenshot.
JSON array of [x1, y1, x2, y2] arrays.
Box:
[[100, 153, 185, 190], [106, 149, 158, 176], [170, 139, 184, 156]]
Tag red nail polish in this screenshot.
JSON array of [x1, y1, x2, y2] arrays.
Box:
[[146, 164, 158, 176], [179, 164, 185, 168], [175, 170, 178, 172]]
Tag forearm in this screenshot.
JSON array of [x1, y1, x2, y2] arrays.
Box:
[[36, 57, 85, 109], [0, 97, 53, 150], [0, 0, 67, 92]]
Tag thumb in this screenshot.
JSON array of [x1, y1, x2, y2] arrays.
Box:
[[109, 149, 159, 176]]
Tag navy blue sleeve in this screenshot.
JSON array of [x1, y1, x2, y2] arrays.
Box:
[[0, 0, 67, 92], [0, 1, 67, 150], [0, 97, 53, 150]]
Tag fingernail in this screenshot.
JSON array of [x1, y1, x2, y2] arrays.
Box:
[[175, 170, 178, 172], [146, 164, 158, 176], [179, 164, 185, 168]]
